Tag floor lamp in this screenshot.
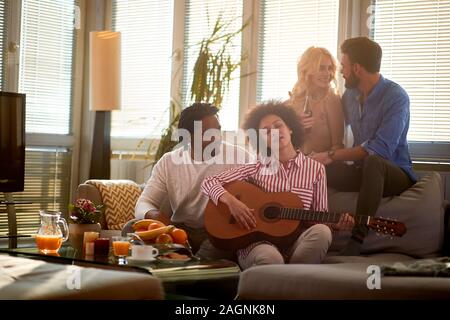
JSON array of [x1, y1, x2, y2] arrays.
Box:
[[89, 31, 121, 179]]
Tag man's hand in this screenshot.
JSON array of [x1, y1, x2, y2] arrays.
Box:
[[219, 193, 257, 230], [144, 210, 171, 225], [334, 213, 355, 231], [311, 152, 333, 165]]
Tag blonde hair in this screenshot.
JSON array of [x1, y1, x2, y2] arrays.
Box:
[[290, 46, 338, 99]]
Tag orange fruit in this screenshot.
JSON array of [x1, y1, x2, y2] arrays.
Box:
[[170, 228, 188, 244], [155, 233, 173, 244], [147, 222, 165, 231]]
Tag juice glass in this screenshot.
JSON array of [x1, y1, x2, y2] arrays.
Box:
[[112, 236, 131, 263]]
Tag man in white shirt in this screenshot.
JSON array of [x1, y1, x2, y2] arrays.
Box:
[[133, 103, 252, 259]]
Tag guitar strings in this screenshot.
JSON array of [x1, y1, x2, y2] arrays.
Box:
[[280, 208, 366, 224]]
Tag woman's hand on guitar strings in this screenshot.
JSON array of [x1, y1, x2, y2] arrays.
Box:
[[219, 192, 257, 230]]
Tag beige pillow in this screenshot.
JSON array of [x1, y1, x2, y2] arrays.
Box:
[[328, 172, 444, 258], [86, 180, 142, 230]]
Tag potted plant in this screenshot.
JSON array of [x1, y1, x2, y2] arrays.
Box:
[[67, 198, 103, 249]]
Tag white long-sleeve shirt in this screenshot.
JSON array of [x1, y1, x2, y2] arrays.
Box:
[[135, 142, 253, 228]]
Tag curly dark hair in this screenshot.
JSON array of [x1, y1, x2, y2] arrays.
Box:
[[242, 100, 304, 151], [178, 102, 219, 134]]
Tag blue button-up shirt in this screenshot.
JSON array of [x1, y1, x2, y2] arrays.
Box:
[[342, 75, 416, 182]]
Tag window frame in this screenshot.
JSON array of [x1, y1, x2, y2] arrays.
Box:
[[108, 0, 181, 155], [3, 0, 84, 203], [365, 0, 450, 161]]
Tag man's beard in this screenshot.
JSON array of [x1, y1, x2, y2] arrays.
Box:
[[344, 70, 360, 89]]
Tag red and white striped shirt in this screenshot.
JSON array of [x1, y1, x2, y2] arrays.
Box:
[[201, 151, 328, 212], [202, 152, 331, 258]]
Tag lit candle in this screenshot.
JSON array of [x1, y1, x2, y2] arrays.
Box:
[[83, 231, 99, 248], [85, 242, 95, 255]]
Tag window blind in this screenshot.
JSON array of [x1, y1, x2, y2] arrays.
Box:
[[372, 0, 450, 142], [257, 0, 339, 102], [18, 0, 76, 135], [0, 0, 7, 87], [0, 148, 71, 236], [183, 0, 243, 131], [111, 0, 173, 139]]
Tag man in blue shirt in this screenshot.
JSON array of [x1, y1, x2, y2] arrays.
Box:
[[312, 37, 416, 255]]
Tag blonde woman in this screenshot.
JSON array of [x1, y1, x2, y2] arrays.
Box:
[[288, 46, 344, 156]]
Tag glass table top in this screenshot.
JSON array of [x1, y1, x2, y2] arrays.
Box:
[[0, 244, 240, 281]]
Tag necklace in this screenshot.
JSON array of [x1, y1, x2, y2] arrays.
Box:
[[308, 90, 330, 103], [302, 90, 330, 116]]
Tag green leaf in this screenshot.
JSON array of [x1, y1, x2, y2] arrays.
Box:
[[150, 14, 251, 163]]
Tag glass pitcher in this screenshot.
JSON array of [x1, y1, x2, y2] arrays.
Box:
[[35, 210, 69, 254]]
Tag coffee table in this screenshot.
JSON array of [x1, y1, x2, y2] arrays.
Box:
[[0, 244, 241, 299]]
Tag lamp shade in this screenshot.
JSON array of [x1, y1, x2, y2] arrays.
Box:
[[89, 31, 121, 111]]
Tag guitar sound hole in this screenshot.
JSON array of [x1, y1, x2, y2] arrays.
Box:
[[264, 206, 281, 220]]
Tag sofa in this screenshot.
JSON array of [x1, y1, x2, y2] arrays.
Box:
[[77, 172, 450, 299], [0, 254, 164, 299], [238, 172, 450, 299]]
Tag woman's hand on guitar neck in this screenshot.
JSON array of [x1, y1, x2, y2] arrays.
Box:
[[335, 213, 355, 231], [219, 192, 257, 230]]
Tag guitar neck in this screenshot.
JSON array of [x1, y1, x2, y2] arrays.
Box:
[[280, 208, 368, 225]]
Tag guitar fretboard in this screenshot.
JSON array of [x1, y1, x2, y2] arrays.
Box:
[[280, 208, 368, 224]]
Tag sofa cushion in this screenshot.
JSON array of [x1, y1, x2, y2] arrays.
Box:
[[0, 255, 163, 299], [77, 180, 173, 230], [238, 262, 450, 300], [323, 253, 415, 264], [85, 180, 142, 230], [328, 172, 444, 258]]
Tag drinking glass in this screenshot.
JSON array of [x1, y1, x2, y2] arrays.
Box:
[[112, 236, 131, 263]]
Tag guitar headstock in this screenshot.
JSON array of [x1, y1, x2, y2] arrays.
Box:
[[367, 216, 406, 237]]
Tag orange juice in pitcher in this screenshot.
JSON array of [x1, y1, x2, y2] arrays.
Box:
[[35, 234, 63, 252], [35, 210, 69, 254]]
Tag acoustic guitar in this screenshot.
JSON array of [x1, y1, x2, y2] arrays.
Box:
[[204, 181, 407, 250]]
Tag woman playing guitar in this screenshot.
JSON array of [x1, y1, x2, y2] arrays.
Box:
[[201, 100, 354, 270]]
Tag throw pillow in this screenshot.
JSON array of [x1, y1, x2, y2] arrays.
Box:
[[328, 172, 444, 258]]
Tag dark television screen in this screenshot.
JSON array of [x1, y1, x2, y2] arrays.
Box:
[[0, 92, 25, 192]]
